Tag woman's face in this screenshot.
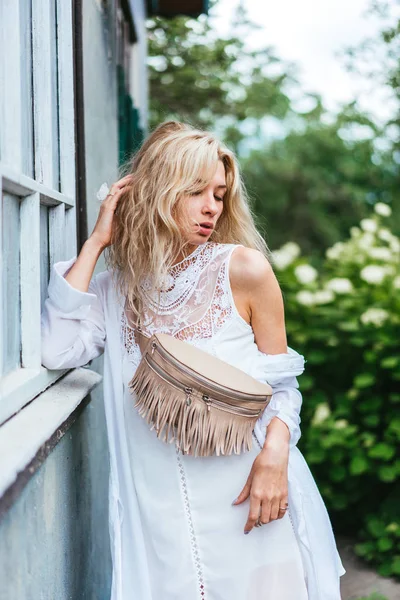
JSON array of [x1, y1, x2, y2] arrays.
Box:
[[179, 160, 226, 246]]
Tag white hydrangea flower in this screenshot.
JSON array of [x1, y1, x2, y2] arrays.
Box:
[[272, 242, 301, 270], [326, 278, 353, 294], [271, 250, 293, 270], [368, 247, 392, 261], [358, 233, 375, 250], [326, 242, 345, 260], [296, 291, 315, 306], [394, 276, 400, 289], [314, 290, 334, 304], [284, 242, 301, 257], [390, 238, 400, 253], [294, 264, 318, 284], [350, 227, 361, 238], [374, 202, 392, 217], [360, 219, 377, 233], [360, 308, 389, 326], [360, 265, 387, 285], [378, 228, 394, 243], [334, 419, 348, 429], [312, 403, 331, 425]]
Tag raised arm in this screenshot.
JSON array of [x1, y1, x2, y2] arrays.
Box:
[[41, 175, 133, 370]]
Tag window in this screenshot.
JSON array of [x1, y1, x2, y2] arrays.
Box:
[[0, 0, 76, 425], [116, 0, 144, 165]]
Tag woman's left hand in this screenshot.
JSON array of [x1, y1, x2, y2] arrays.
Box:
[[232, 440, 290, 534]]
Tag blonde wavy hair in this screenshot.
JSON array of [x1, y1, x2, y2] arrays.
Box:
[[105, 120, 270, 322]]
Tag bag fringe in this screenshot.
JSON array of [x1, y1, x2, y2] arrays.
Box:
[[128, 359, 258, 457]]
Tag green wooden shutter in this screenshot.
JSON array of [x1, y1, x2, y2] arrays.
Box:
[[118, 65, 144, 166]]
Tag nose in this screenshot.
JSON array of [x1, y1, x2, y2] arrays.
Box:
[[202, 191, 219, 216]]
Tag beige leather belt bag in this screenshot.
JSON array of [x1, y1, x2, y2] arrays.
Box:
[[128, 322, 273, 457]]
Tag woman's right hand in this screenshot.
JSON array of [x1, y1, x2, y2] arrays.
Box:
[[89, 174, 134, 250]]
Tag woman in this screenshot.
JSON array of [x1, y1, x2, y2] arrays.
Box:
[[41, 121, 345, 600]]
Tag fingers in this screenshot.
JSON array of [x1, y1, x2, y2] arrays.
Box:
[[260, 500, 272, 525], [268, 498, 281, 522], [114, 174, 134, 189], [232, 475, 252, 506], [244, 494, 261, 534], [244, 493, 289, 535], [277, 494, 289, 520], [102, 180, 132, 211], [104, 175, 134, 202]]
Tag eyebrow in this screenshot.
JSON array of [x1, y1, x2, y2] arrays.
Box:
[[215, 184, 227, 190]]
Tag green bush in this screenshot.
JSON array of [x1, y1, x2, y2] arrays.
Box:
[[273, 202, 400, 577], [355, 486, 400, 578]]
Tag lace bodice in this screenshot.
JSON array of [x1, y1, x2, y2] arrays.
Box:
[[121, 241, 242, 369]]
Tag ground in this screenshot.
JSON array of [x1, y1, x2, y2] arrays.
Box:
[[339, 537, 400, 600]]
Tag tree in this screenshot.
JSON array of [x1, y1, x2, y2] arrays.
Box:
[[147, 2, 399, 256], [343, 0, 400, 233], [147, 3, 292, 146], [242, 102, 395, 256]]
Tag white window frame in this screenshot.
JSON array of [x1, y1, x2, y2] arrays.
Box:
[[0, 0, 77, 426]]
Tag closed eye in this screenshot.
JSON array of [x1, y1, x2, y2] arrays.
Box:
[[189, 190, 223, 201]]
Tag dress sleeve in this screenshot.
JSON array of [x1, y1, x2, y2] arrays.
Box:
[[252, 347, 306, 448], [41, 257, 106, 370]]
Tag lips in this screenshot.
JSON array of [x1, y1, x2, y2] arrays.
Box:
[[199, 222, 213, 230]]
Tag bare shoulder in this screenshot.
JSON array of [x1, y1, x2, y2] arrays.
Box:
[[229, 245, 287, 353], [229, 245, 274, 292]]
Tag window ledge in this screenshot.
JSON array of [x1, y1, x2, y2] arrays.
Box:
[[0, 367, 102, 514]]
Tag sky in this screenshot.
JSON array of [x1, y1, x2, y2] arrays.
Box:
[[211, 0, 397, 125]]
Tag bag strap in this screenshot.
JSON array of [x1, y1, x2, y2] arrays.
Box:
[[132, 313, 153, 354]]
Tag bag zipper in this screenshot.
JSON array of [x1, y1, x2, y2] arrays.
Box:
[[148, 340, 270, 405], [141, 354, 263, 417]]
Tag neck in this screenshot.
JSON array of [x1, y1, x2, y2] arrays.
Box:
[[171, 242, 203, 266]]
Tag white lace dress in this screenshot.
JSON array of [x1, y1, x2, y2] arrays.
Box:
[[120, 242, 309, 600]]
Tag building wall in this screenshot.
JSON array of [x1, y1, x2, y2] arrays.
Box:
[[0, 1, 147, 598], [84, 0, 148, 274], [0, 392, 111, 600], [84, 0, 119, 265]]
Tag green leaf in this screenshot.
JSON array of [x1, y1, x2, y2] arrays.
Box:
[[389, 393, 400, 403], [299, 375, 314, 391], [368, 443, 396, 461], [329, 465, 347, 481], [362, 414, 380, 427], [381, 356, 399, 369], [353, 373, 376, 388], [378, 465, 397, 482], [364, 350, 378, 363], [385, 522, 399, 534], [358, 397, 382, 412], [391, 556, 400, 576], [387, 420, 400, 440], [354, 541, 374, 557], [378, 562, 394, 578], [339, 321, 359, 332], [307, 350, 326, 365], [366, 517, 386, 538], [350, 455, 369, 475], [307, 447, 326, 464], [377, 537, 394, 552], [351, 336, 367, 347]]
